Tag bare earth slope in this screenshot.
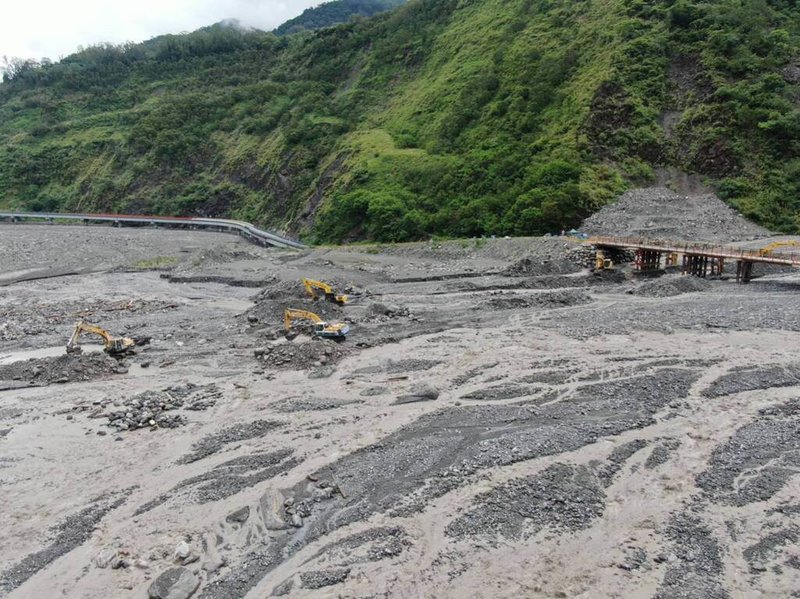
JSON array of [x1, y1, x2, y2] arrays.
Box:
[[0, 222, 799, 599]]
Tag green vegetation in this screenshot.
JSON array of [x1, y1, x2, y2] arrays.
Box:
[[133, 256, 178, 269], [1, 0, 799, 242], [274, 0, 407, 35]]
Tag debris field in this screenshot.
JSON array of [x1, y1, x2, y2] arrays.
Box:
[[1, 191, 799, 599]]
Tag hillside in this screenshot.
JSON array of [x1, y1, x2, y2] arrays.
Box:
[[274, 0, 407, 35], [1, 0, 799, 242]]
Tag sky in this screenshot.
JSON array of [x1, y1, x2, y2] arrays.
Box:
[[1, 0, 322, 62]]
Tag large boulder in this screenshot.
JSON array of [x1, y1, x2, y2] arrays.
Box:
[[259, 489, 291, 530], [148, 567, 200, 599], [393, 383, 440, 405]]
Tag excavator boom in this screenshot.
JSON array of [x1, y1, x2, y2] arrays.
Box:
[[759, 240, 800, 256], [284, 308, 323, 330]]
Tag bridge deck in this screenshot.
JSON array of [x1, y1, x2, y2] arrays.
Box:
[[591, 236, 800, 267]]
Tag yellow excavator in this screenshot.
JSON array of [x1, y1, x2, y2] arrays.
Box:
[[66, 320, 137, 355], [595, 250, 613, 271], [283, 309, 349, 340], [759, 240, 800, 256], [302, 278, 348, 305]]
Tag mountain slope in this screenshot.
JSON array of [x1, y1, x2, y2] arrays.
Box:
[[274, 0, 407, 35], [1, 0, 799, 241]]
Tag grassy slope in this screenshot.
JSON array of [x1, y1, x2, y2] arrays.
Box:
[[1, 0, 799, 241]]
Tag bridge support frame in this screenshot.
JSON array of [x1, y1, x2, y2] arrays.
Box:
[[736, 260, 753, 284], [683, 254, 706, 277], [681, 254, 725, 278], [634, 249, 662, 272]]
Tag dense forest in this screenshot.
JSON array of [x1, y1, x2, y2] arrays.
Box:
[[275, 0, 407, 35], [1, 0, 799, 242]]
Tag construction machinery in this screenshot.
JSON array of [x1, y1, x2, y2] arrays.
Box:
[[594, 250, 613, 270], [66, 320, 137, 355], [302, 278, 348, 305], [758, 240, 800, 256], [283, 309, 349, 340]]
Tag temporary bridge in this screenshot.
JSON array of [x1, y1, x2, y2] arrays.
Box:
[[592, 236, 800, 283]]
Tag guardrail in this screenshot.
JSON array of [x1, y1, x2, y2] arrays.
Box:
[[0, 212, 306, 250], [590, 236, 800, 267]]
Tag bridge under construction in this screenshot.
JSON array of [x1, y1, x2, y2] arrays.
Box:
[[591, 236, 800, 283]]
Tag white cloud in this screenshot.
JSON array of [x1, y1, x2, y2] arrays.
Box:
[[1, 0, 320, 61]]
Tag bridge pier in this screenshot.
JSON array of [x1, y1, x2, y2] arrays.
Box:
[[736, 260, 753, 284], [634, 249, 661, 272], [682, 254, 723, 278], [683, 254, 702, 277]]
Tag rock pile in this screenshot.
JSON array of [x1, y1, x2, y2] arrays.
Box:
[[504, 253, 581, 276], [254, 339, 345, 370], [581, 187, 771, 242], [483, 289, 592, 310], [566, 245, 598, 269], [630, 275, 712, 298], [0, 353, 125, 387], [104, 384, 220, 432], [245, 280, 345, 328], [362, 301, 413, 323], [300, 567, 351, 589], [259, 479, 342, 532], [566, 245, 635, 269]]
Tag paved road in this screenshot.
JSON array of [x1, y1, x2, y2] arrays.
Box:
[[0, 212, 306, 250]]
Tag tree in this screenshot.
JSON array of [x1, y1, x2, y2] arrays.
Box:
[[1, 56, 40, 83]]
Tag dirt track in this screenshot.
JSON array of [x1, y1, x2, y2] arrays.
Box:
[[1, 223, 799, 598]]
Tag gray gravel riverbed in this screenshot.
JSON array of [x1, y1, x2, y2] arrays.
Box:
[[1, 216, 799, 599]]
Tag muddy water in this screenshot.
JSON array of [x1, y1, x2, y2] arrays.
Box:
[[0, 344, 104, 365]]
